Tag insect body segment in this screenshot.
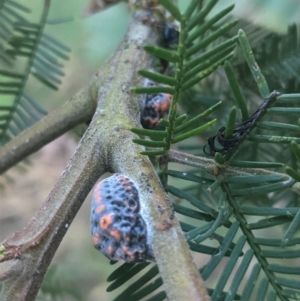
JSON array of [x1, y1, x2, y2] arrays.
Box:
[[91, 174, 154, 262]]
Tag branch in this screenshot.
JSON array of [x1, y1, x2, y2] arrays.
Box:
[[168, 150, 300, 194], [168, 149, 290, 178], [0, 88, 96, 174], [0, 10, 210, 301]]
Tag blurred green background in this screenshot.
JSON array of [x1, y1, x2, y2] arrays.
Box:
[[1, 0, 300, 300]]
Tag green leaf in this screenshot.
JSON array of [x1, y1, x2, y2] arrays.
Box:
[[131, 128, 168, 138], [285, 166, 300, 181], [226, 174, 285, 184], [166, 169, 214, 184], [174, 101, 221, 134], [186, 20, 238, 58], [257, 121, 299, 132], [277, 278, 300, 290], [261, 249, 300, 259], [31, 72, 59, 90], [211, 236, 246, 300], [208, 179, 221, 194], [172, 203, 215, 222], [277, 94, 300, 103], [0, 70, 24, 78], [42, 33, 71, 52], [224, 61, 248, 121], [138, 70, 177, 86], [225, 249, 254, 301], [201, 222, 240, 280], [132, 139, 167, 148], [253, 237, 300, 247], [39, 40, 70, 60], [172, 119, 216, 143], [255, 278, 268, 300], [184, 0, 201, 20], [131, 86, 175, 95], [214, 152, 225, 165], [248, 134, 300, 144], [140, 150, 166, 156], [185, 37, 238, 71], [183, 46, 235, 82], [112, 265, 159, 301], [228, 161, 284, 168], [231, 177, 294, 196], [269, 264, 300, 275], [224, 106, 236, 138], [182, 54, 232, 91], [175, 114, 188, 125], [130, 278, 163, 301], [267, 107, 300, 115], [107, 263, 150, 292], [282, 209, 300, 244], [107, 263, 135, 282], [144, 46, 179, 63], [5, 0, 31, 13], [239, 207, 299, 216], [187, 0, 218, 31], [158, 119, 169, 127], [238, 29, 270, 98], [158, 0, 182, 22], [291, 140, 300, 161], [32, 63, 62, 84], [167, 185, 217, 216], [187, 4, 235, 44], [240, 264, 261, 300]]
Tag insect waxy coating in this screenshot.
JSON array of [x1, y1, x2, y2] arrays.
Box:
[[91, 174, 154, 262]]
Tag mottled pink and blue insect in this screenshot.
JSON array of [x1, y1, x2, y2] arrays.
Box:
[[141, 80, 172, 129], [91, 174, 154, 262]]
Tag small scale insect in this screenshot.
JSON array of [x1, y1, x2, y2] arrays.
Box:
[[161, 23, 179, 49], [141, 79, 172, 129], [91, 174, 154, 263]]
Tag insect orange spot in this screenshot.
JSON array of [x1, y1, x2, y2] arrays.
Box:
[[99, 213, 113, 230], [95, 196, 102, 203], [159, 99, 170, 111], [95, 205, 105, 213], [106, 245, 113, 255], [93, 233, 100, 246], [110, 229, 121, 240]]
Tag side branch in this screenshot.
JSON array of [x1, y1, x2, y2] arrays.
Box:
[[168, 149, 291, 178], [168, 150, 300, 194], [0, 121, 106, 301]]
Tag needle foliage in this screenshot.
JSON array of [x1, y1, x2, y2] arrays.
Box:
[[1, 1, 300, 301]]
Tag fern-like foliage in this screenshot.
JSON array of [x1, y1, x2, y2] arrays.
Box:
[[233, 23, 300, 95], [0, 0, 30, 65], [0, 0, 70, 146], [131, 0, 238, 158], [104, 1, 300, 301]]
